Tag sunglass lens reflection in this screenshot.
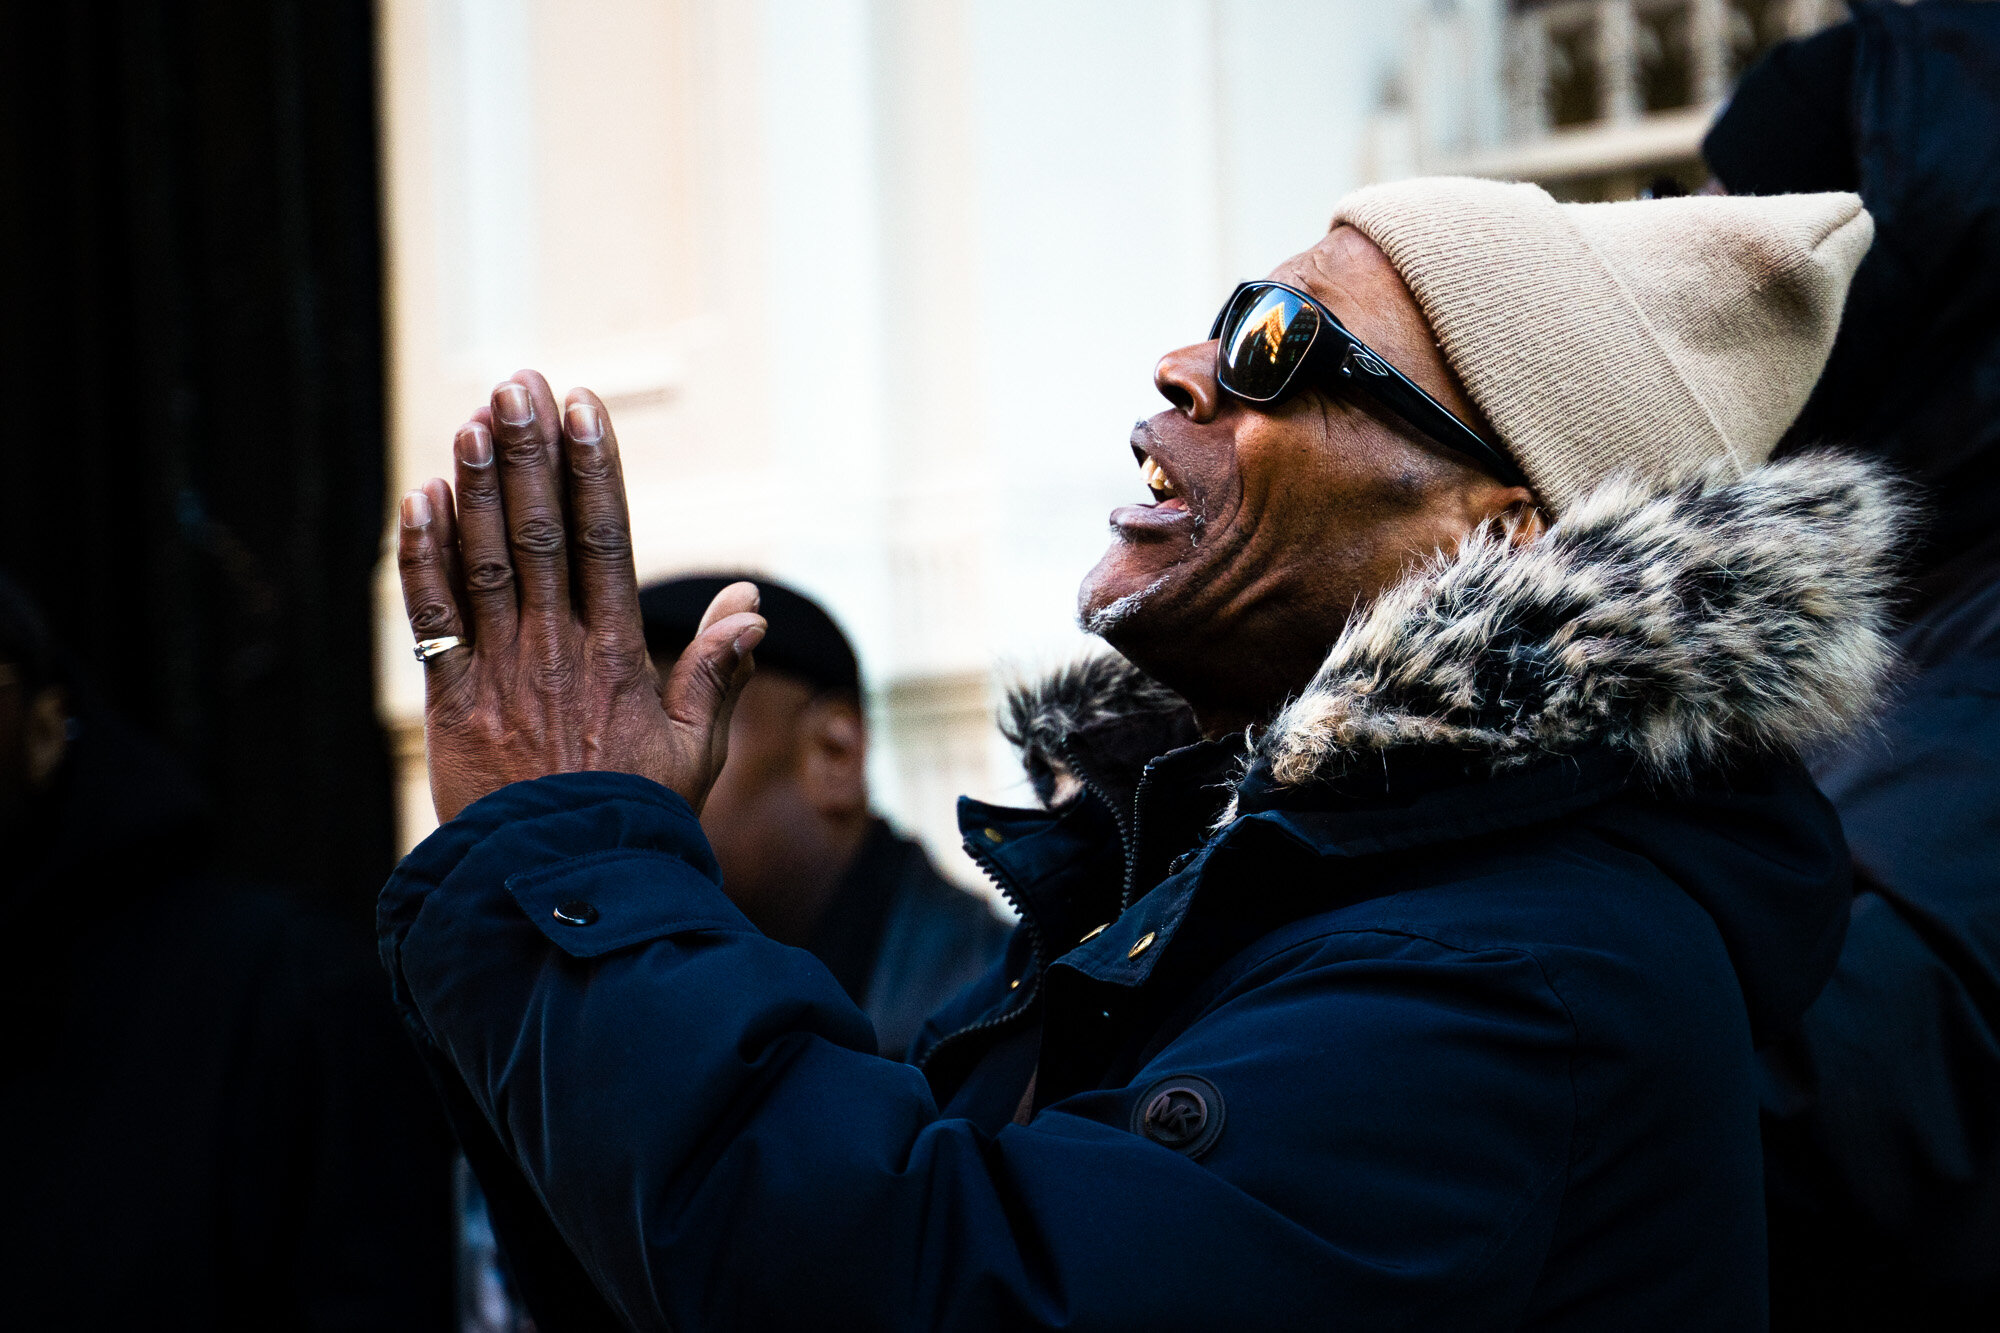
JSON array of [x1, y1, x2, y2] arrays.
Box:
[[1220, 287, 1318, 399]]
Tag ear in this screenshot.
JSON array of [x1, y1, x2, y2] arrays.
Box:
[[797, 695, 868, 819], [25, 686, 70, 789], [1460, 483, 1546, 551], [1498, 491, 1548, 548]]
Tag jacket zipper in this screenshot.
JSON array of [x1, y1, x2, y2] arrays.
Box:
[[914, 746, 1164, 1075], [911, 834, 1046, 1074], [1065, 742, 1154, 912], [1117, 766, 1155, 910]]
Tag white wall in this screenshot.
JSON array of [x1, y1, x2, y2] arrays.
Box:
[[378, 0, 1441, 886]]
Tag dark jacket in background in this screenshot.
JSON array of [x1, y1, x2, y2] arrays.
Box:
[[1708, 1, 2000, 576], [808, 819, 1012, 1059], [1707, 5, 2000, 1324], [381, 456, 1896, 1331], [0, 707, 455, 1332], [1763, 560, 2000, 1329]]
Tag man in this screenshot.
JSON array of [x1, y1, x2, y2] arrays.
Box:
[[1704, 5, 2000, 1326], [0, 574, 455, 1330], [639, 574, 1007, 1058], [387, 178, 1891, 1328]]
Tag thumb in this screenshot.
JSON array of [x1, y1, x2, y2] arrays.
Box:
[[659, 609, 766, 806]]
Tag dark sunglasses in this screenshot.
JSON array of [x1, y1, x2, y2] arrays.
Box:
[[1208, 281, 1526, 488]]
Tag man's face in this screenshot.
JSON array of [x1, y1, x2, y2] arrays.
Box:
[[656, 660, 869, 945], [1077, 226, 1531, 732], [699, 671, 825, 902]]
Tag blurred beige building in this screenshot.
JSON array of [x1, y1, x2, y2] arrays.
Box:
[[1365, 0, 1846, 196], [373, 0, 1843, 887]]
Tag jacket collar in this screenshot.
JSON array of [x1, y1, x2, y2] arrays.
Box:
[[806, 819, 910, 1002], [1251, 452, 1904, 793]]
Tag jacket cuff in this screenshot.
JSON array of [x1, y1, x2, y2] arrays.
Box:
[[377, 771, 748, 1039]]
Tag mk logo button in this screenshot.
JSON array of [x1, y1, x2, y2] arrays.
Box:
[[1132, 1074, 1225, 1159]]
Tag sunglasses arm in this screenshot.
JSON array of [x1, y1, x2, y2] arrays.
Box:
[[1335, 347, 1530, 491]]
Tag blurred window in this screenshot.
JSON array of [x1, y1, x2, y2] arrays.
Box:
[[1636, 2, 1695, 113], [1547, 14, 1601, 127], [1728, 0, 1791, 80]]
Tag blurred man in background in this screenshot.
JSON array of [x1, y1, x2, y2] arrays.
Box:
[[641, 574, 1009, 1059], [0, 572, 455, 1331], [1704, 3, 2000, 1326]]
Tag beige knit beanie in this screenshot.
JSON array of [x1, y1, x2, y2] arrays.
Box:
[[1329, 177, 1873, 513]]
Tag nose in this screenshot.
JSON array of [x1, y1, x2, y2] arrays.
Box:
[[1154, 340, 1223, 423]]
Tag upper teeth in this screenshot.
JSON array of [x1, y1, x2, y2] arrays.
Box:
[[1141, 455, 1177, 498]]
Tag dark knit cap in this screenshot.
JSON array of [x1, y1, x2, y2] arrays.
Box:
[[639, 573, 861, 697], [1703, 22, 1858, 196]]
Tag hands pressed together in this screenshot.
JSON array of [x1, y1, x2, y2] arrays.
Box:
[[396, 371, 766, 824]]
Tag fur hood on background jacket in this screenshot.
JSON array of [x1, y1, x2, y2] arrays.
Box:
[[1004, 453, 1908, 807]]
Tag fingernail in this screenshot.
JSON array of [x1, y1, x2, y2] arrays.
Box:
[[733, 625, 767, 658], [457, 423, 493, 467], [494, 383, 534, 426], [565, 402, 603, 444], [402, 491, 431, 528]]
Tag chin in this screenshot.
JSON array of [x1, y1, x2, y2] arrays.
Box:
[[1078, 581, 1197, 713], [1078, 572, 1170, 638], [1077, 542, 1174, 638]]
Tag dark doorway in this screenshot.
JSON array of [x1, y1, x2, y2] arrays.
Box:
[[0, 0, 394, 911]]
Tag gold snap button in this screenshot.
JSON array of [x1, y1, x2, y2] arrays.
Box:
[[983, 827, 1003, 843], [1079, 923, 1108, 943], [1128, 931, 1157, 959], [1009, 979, 1020, 990]]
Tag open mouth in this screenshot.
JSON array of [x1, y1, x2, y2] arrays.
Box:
[[1132, 443, 1190, 513]]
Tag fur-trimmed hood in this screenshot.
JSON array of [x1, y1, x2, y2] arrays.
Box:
[[1001, 655, 1196, 808], [1007, 453, 1907, 801]]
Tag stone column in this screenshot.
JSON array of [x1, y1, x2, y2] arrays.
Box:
[[1507, 6, 1553, 139], [1597, 0, 1641, 124], [1689, 0, 1732, 105]]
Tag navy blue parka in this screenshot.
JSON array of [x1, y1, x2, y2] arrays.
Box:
[[380, 456, 1900, 1330]]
